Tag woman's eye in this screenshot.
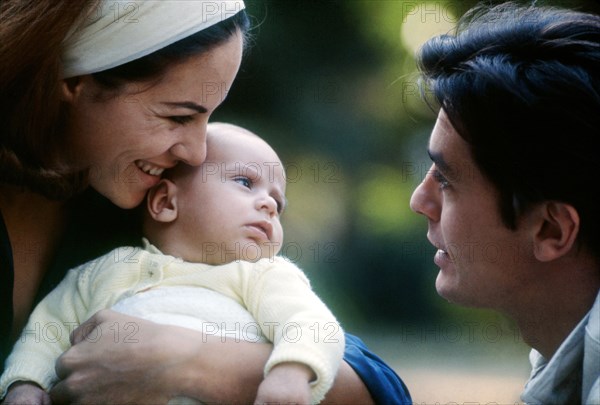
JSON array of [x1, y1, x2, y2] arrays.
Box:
[[168, 115, 194, 125], [432, 168, 450, 189], [234, 177, 252, 188]]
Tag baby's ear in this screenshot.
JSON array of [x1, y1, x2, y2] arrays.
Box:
[[147, 179, 178, 223]]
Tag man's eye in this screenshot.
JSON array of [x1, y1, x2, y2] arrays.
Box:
[[169, 115, 194, 125], [234, 177, 252, 188]]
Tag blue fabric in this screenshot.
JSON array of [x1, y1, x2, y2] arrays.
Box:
[[344, 333, 412, 404]]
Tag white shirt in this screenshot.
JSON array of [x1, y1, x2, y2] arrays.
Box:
[[522, 291, 600, 404]]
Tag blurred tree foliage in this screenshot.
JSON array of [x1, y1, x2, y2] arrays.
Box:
[[213, 0, 600, 329]]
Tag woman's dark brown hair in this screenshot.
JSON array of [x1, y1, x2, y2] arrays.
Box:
[[0, 1, 100, 199], [1, 1, 250, 200]]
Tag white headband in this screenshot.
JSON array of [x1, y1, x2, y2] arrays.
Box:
[[61, 0, 245, 78]]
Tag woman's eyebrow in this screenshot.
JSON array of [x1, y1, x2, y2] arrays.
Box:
[[162, 101, 208, 113], [427, 148, 454, 176]]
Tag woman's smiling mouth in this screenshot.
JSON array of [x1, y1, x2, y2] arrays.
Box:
[[135, 160, 166, 176]]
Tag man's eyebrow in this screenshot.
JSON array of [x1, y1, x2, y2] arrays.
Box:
[[162, 101, 207, 113], [427, 148, 454, 176]]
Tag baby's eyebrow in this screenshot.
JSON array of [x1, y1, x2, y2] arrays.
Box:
[[240, 164, 261, 178]]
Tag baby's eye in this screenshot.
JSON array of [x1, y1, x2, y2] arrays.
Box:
[[234, 177, 252, 188], [276, 200, 284, 215], [168, 115, 194, 125], [431, 168, 450, 189]]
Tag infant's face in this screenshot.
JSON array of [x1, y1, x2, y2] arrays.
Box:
[[173, 126, 286, 264]]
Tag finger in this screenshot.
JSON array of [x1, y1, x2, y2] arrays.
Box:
[[42, 391, 52, 405], [49, 380, 71, 405], [70, 310, 106, 345], [54, 349, 72, 380]]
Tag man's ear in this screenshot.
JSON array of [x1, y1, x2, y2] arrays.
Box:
[[147, 179, 178, 223], [533, 202, 580, 262]]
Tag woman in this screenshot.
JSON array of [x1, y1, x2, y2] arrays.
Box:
[[0, 1, 411, 403]]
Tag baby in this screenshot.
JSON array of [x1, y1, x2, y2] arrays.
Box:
[[1, 123, 345, 404]]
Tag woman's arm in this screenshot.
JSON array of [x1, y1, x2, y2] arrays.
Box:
[[338, 334, 412, 404], [322, 360, 375, 404], [50, 311, 410, 404], [50, 310, 269, 404]]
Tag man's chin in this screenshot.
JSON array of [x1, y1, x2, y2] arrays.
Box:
[[435, 275, 462, 305]]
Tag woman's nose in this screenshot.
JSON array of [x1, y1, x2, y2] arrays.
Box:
[[410, 167, 440, 222], [169, 122, 208, 166]]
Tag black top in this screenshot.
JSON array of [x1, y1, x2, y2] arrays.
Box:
[[0, 210, 14, 368], [0, 190, 143, 371]]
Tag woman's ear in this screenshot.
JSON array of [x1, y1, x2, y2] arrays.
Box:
[[60, 76, 85, 102], [147, 179, 178, 223], [533, 202, 580, 262]]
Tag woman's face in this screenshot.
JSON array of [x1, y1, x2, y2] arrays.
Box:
[[62, 33, 244, 208]]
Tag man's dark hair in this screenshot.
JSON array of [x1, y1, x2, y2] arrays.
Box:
[[418, 3, 600, 258]]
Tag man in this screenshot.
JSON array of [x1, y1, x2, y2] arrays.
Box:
[[410, 4, 600, 404]]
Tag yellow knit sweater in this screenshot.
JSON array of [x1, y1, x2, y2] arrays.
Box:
[[0, 240, 344, 403]]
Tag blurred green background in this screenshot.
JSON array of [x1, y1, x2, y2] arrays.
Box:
[[211, 0, 600, 402]]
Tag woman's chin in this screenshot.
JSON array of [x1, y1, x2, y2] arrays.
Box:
[[93, 186, 145, 209], [114, 193, 146, 209]]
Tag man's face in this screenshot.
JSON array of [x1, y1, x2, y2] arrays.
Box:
[[410, 110, 537, 309]]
